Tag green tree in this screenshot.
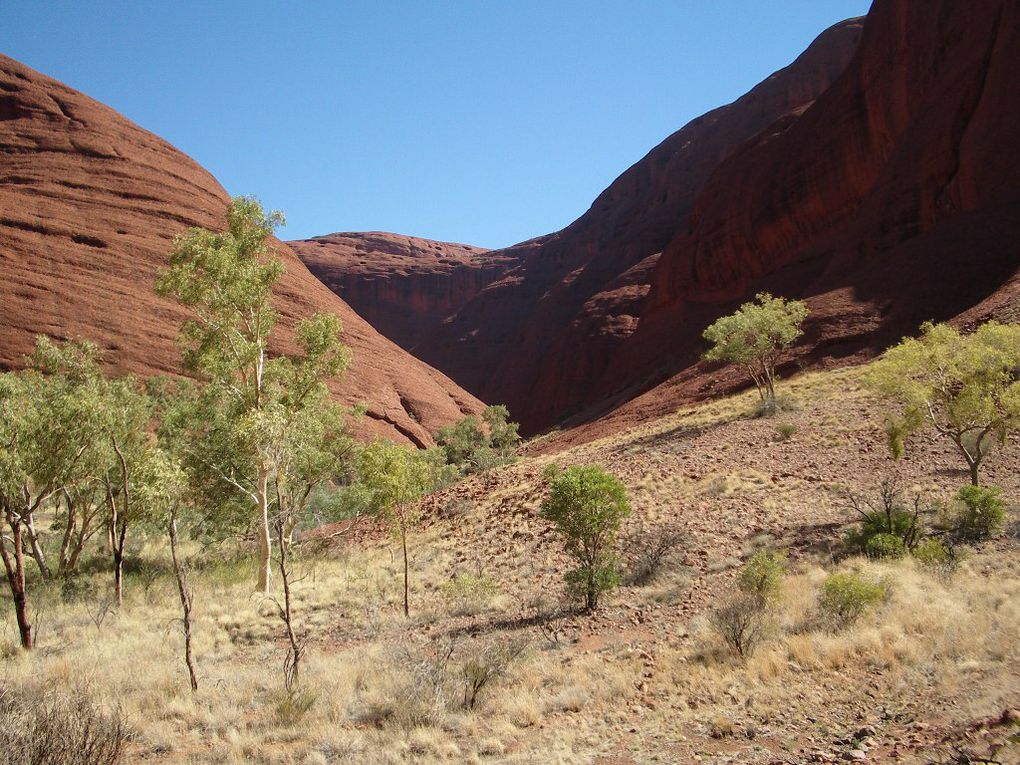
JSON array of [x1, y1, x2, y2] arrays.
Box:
[[435, 416, 487, 468], [436, 404, 521, 473], [0, 338, 116, 649], [540, 465, 631, 612], [702, 292, 808, 408], [866, 321, 1020, 486], [358, 441, 444, 617], [483, 404, 521, 456], [156, 198, 351, 592]]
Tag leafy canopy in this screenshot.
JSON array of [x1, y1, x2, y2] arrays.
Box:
[[702, 292, 808, 402], [541, 465, 631, 610], [866, 321, 1020, 483]]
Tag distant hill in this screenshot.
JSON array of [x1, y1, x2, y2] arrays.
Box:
[[0, 53, 484, 446]]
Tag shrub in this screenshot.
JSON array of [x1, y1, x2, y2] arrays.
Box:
[[736, 551, 786, 603], [622, 522, 685, 586], [460, 640, 527, 710], [912, 537, 961, 574], [865, 532, 906, 559], [541, 465, 631, 612], [710, 594, 771, 659], [274, 688, 318, 726], [0, 689, 128, 765], [441, 573, 498, 616], [775, 423, 797, 441], [751, 394, 799, 419], [818, 573, 886, 627], [844, 480, 926, 553], [435, 405, 521, 474], [952, 485, 1007, 540]]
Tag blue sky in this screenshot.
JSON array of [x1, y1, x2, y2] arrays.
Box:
[[2, 2, 871, 248]]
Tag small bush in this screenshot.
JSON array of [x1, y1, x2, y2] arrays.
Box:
[[460, 640, 527, 710], [751, 394, 799, 419], [912, 537, 962, 575], [844, 480, 926, 553], [0, 689, 128, 765], [865, 532, 906, 559], [437, 497, 473, 521], [622, 523, 684, 586], [775, 423, 797, 441], [952, 485, 1006, 540], [274, 688, 318, 726], [736, 550, 786, 603], [441, 573, 498, 616], [818, 573, 886, 627], [710, 594, 771, 659]]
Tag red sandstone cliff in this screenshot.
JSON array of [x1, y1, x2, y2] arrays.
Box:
[[0, 54, 484, 446], [393, 0, 1019, 438], [411, 16, 867, 432], [289, 232, 516, 350]]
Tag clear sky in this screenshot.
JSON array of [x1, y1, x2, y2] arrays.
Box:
[[2, 1, 871, 248]]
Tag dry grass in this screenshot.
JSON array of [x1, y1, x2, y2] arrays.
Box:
[[1, 364, 1018, 763]]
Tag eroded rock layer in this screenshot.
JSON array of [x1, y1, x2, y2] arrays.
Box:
[[407, 0, 1019, 437], [289, 232, 516, 350]]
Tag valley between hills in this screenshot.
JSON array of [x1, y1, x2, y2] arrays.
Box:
[[1, 0, 1019, 763]]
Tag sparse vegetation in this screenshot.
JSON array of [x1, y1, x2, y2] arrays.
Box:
[[952, 484, 1007, 540], [1, 285, 1016, 763], [867, 321, 1020, 485], [702, 292, 809, 413], [541, 465, 631, 611], [0, 688, 128, 765], [817, 572, 886, 627]]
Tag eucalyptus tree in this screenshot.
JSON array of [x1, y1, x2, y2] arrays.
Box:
[[358, 442, 446, 617], [702, 293, 809, 410], [867, 321, 1020, 485], [156, 197, 352, 592]]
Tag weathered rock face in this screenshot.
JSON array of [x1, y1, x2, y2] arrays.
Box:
[[0, 54, 484, 446], [411, 17, 867, 432], [602, 0, 1020, 435], [289, 232, 516, 350], [398, 0, 1020, 438]]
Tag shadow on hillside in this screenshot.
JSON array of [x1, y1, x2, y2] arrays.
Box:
[[613, 424, 711, 456], [778, 520, 845, 560], [439, 605, 577, 642]]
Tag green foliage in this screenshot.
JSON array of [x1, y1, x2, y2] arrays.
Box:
[[358, 441, 446, 617], [435, 404, 522, 474], [911, 537, 958, 572], [818, 573, 886, 627], [864, 533, 906, 559], [155, 197, 354, 591], [358, 442, 444, 525], [435, 416, 487, 467], [952, 485, 1007, 540], [540, 465, 631, 611], [844, 481, 925, 554], [775, 423, 797, 441], [482, 404, 521, 454], [702, 292, 809, 404], [737, 551, 786, 602], [866, 321, 1020, 485]]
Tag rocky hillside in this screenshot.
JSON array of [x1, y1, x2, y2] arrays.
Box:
[[312, 0, 1019, 438], [289, 232, 516, 350], [0, 54, 483, 446]]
